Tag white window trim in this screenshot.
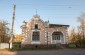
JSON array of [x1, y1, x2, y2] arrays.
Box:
[[51, 31, 64, 44], [34, 19, 40, 29], [31, 30, 41, 44], [31, 41, 40, 44]]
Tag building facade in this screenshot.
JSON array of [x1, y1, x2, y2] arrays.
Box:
[[21, 14, 69, 45]]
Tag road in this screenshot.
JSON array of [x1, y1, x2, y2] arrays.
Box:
[[0, 49, 85, 55]]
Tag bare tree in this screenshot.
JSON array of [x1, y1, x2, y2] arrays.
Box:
[[78, 13, 85, 39], [69, 28, 77, 43], [0, 20, 10, 42]]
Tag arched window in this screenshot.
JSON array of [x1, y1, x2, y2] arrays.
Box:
[[32, 31, 40, 41], [52, 35, 60, 40], [52, 32, 63, 40]]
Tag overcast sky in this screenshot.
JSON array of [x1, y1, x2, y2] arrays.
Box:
[[0, 0, 85, 34]]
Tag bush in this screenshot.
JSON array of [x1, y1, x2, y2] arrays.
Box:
[[12, 44, 20, 50], [81, 45, 85, 48], [69, 44, 76, 48]]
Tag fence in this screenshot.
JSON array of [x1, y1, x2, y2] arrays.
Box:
[[0, 43, 10, 49]]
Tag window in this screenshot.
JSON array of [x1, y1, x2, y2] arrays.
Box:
[[35, 24, 38, 29], [52, 32, 62, 40], [32, 32, 40, 41], [52, 35, 60, 40]]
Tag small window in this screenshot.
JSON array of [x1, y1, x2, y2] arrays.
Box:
[[35, 24, 38, 29]]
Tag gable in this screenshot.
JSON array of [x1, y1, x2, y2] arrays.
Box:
[[27, 15, 46, 30]]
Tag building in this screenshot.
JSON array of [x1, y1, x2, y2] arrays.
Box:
[[21, 14, 69, 47]]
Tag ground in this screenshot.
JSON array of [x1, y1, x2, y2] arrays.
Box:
[[0, 49, 85, 55]]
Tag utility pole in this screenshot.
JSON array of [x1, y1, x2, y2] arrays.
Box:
[[9, 5, 16, 49], [12, 5, 16, 33]]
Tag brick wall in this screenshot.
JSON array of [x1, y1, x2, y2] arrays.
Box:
[[21, 17, 68, 45]]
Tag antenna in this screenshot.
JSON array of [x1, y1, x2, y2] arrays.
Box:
[[36, 9, 37, 15]]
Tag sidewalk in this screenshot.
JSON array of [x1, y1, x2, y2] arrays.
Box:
[[0, 49, 85, 55], [0, 50, 16, 55]]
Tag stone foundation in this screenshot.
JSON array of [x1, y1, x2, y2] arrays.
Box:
[[21, 44, 68, 49]]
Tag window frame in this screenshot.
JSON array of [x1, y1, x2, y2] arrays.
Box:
[[32, 31, 40, 41], [35, 24, 38, 29], [52, 35, 60, 40]]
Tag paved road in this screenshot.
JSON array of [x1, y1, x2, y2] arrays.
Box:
[[0, 49, 85, 55]]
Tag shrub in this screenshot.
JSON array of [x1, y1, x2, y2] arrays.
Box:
[[12, 44, 20, 50], [81, 45, 85, 48], [69, 44, 76, 48]]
